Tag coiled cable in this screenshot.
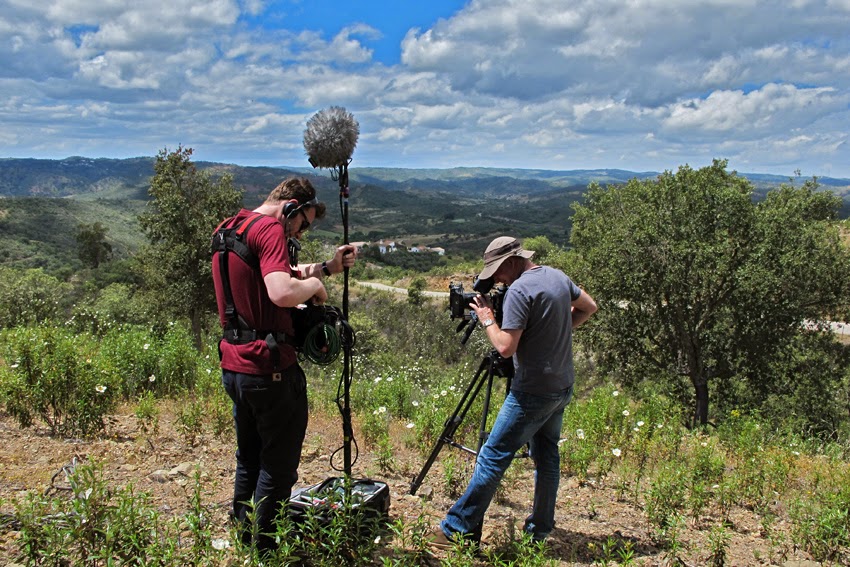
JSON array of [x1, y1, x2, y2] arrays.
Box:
[[300, 322, 342, 365]]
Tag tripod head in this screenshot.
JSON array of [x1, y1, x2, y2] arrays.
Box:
[[486, 349, 514, 379]]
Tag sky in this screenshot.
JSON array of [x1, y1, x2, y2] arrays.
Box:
[[2, 0, 850, 178]]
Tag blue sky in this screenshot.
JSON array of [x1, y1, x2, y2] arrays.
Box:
[[2, 0, 850, 178]]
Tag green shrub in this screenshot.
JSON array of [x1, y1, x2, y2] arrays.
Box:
[[67, 282, 150, 335], [156, 323, 200, 394], [0, 267, 70, 328], [14, 459, 225, 565], [0, 326, 117, 436], [790, 466, 850, 563], [98, 326, 160, 398]]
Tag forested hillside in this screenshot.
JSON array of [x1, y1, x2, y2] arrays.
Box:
[[2, 156, 848, 273]]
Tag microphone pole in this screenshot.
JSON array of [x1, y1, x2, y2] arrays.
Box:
[[337, 160, 353, 477], [303, 105, 359, 479]]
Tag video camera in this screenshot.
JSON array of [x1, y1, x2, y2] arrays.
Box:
[[448, 277, 507, 344]]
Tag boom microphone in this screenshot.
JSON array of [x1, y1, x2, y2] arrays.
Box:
[[303, 106, 359, 169]]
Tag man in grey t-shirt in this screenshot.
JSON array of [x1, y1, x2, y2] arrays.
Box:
[[432, 236, 597, 547]]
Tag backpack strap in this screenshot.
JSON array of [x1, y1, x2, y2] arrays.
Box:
[[213, 214, 288, 367]]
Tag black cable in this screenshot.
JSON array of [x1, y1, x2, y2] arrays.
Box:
[[300, 323, 341, 365], [330, 319, 358, 473]]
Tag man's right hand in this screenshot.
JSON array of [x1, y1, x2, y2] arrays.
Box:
[[311, 284, 328, 305]]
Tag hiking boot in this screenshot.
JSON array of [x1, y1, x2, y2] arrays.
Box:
[[427, 527, 455, 550], [427, 527, 480, 551]]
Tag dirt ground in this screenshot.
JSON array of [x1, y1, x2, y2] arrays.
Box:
[[0, 402, 827, 567]]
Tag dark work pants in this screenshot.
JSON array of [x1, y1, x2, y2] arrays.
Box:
[[222, 365, 308, 552]]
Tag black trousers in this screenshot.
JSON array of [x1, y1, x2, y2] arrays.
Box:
[[222, 365, 308, 551]]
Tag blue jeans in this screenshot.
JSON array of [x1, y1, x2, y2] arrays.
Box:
[[222, 366, 308, 551], [441, 386, 573, 542]]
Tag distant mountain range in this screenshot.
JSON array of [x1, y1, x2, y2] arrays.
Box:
[[0, 156, 847, 273], [2, 156, 848, 200]]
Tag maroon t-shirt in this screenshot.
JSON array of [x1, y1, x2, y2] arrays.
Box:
[[212, 209, 297, 373]]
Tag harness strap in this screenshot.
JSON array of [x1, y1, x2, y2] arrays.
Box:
[[214, 213, 291, 369]]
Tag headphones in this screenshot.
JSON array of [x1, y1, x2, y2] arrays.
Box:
[[283, 196, 319, 218]]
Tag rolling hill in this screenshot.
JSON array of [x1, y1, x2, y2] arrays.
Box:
[[1, 156, 848, 273]]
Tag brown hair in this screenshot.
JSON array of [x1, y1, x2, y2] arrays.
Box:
[[264, 177, 326, 220]]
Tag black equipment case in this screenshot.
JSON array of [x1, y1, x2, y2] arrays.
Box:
[[288, 477, 390, 523]]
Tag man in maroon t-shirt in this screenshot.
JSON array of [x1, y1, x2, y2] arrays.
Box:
[[212, 177, 356, 552]]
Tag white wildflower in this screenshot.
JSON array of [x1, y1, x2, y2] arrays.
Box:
[[406, 423, 415, 429], [386, 377, 393, 382], [441, 390, 448, 396], [657, 423, 664, 429], [374, 535, 381, 544], [374, 377, 382, 383], [792, 451, 800, 456], [412, 401, 419, 407], [701, 442, 708, 447], [612, 448, 622, 457], [377, 406, 387, 414], [212, 539, 230, 550], [633, 427, 639, 432], [95, 384, 107, 394], [612, 390, 619, 397], [622, 410, 630, 417], [576, 429, 586, 440], [148, 375, 156, 382], [637, 421, 644, 427], [143, 343, 150, 350], [10, 363, 19, 369]]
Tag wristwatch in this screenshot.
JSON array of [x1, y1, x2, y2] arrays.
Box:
[[481, 318, 495, 328]]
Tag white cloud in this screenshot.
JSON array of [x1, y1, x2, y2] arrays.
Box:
[[1, 0, 849, 176], [663, 84, 847, 137], [377, 127, 408, 141]]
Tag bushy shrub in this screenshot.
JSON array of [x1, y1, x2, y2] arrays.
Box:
[[95, 323, 199, 398], [67, 282, 150, 335], [790, 466, 850, 563], [156, 323, 200, 394], [98, 326, 160, 398], [0, 267, 70, 328], [0, 325, 117, 436]]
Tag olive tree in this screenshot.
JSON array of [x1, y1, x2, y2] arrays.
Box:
[[137, 147, 242, 346], [571, 160, 849, 428], [75, 221, 112, 269]]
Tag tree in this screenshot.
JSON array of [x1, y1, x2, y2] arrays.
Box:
[[571, 160, 850, 428], [408, 276, 426, 306], [75, 221, 112, 268], [138, 147, 243, 347]]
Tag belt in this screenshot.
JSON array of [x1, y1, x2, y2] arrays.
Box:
[[221, 328, 296, 370], [222, 328, 294, 345]]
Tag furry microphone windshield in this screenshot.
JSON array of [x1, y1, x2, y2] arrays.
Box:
[[303, 106, 359, 169]]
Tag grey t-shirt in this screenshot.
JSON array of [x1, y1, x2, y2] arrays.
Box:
[[500, 266, 582, 395]]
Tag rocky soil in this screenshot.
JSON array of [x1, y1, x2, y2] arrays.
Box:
[[0, 402, 827, 566]]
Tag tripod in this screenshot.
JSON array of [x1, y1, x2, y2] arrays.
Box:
[[409, 347, 515, 495]]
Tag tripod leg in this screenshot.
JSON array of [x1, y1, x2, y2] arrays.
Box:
[[409, 357, 491, 495], [476, 362, 497, 455]]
